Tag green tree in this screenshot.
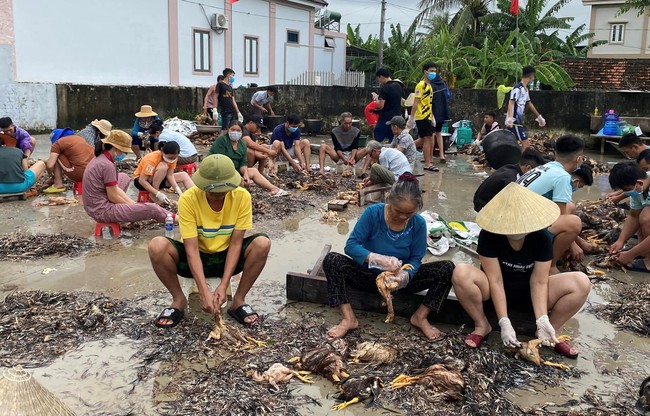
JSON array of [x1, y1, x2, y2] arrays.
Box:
[[617, 0, 649, 16], [417, 0, 491, 45], [381, 23, 423, 84], [345, 24, 379, 73]]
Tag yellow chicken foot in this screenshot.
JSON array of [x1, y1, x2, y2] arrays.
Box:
[[341, 371, 350, 378], [292, 371, 313, 383], [332, 374, 341, 382], [246, 337, 267, 348], [543, 361, 571, 370], [332, 397, 360, 412]]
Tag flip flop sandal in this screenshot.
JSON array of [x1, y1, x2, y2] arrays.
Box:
[[43, 185, 66, 194], [554, 340, 579, 359], [272, 189, 291, 197], [464, 333, 488, 348], [629, 258, 650, 273], [155, 307, 184, 329], [228, 304, 259, 327], [423, 166, 440, 172]]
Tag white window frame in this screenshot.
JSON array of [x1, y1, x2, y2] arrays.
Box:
[[244, 36, 259, 75], [193, 28, 212, 74], [324, 36, 336, 49], [609, 23, 625, 44]]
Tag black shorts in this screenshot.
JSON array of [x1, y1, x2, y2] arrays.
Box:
[[415, 119, 434, 137], [433, 117, 444, 133], [134, 177, 171, 191], [165, 233, 268, 278]]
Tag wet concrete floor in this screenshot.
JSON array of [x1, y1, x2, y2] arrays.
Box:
[[1, 134, 649, 414]]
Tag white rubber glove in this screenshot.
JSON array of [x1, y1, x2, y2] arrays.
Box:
[[367, 253, 402, 272], [536, 114, 546, 127], [137, 132, 144, 138], [237, 112, 244, 123], [406, 117, 415, 129], [499, 317, 520, 348], [535, 315, 559, 346], [155, 191, 170, 204], [174, 185, 183, 196], [386, 269, 410, 290], [505, 116, 516, 128]]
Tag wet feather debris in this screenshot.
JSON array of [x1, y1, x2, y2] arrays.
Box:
[[0, 232, 94, 260], [594, 281, 650, 336]]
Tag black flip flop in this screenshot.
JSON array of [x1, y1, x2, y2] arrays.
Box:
[[155, 307, 184, 328], [423, 165, 440, 172], [629, 258, 650, 273], [228, 304, 259, 326]]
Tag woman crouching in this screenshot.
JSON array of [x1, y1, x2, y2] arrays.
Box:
[[324, 172, 455, 340], [452, 183, 591, 357]]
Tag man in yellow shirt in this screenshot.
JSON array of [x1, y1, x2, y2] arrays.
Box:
[[148, 154, 270, 328], [409, 62, 439, 172]]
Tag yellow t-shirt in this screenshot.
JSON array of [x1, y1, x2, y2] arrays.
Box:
[[178, 186, 253, 253], [414, 80, 433, 121], [133, 151, 177, 178]]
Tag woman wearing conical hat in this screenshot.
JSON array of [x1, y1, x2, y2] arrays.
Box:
[[452, 183, 591, 359]]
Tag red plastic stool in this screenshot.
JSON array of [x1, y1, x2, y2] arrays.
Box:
[[177, 163, 197, 175], [137, 190, 150, 203], [94, 222, 121, 238], [73, 181, 83, 196]]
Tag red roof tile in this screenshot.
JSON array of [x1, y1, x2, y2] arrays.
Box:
[[561, 58, 650, 90]]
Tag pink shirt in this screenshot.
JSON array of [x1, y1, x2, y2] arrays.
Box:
[[82, 152, 119, 219]]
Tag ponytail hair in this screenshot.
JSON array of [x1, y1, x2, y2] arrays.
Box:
[[160, 141, 180, 155], [388, 172, 423, 210], [94, 140, 114, 157]]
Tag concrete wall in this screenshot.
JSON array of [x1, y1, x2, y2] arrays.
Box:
[[13, 0, 170, 85], [56, 84, 650, 134], [589, 5, 649, 57]]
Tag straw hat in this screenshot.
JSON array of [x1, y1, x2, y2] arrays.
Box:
[[403, 92, 415, 108], [135, 105, 157, 118], [192, 154, 242, 193], [101, 130, 133, 153], [0, 366, 76, 416], [90, 119, 112, 136], [476, 182, 560, 235]]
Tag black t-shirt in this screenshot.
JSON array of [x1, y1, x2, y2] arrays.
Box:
[[473, 164, 523, 212], [378, 81, 403, 120], [477, 230, 553, 282], [217, 82, 235, 114]]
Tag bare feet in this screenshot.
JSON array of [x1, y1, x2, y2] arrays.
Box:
[[157, 296, 188, 326], [327, 318, 359, 339], [464, 323, 492, 348], [410, 315, 441, 340]]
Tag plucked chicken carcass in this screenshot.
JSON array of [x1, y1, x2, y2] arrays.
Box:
[[390, 364, 464, 400], [350, 341, 396, 364], [249, 363, 312, 389], [511, 337, 571, 370], [376, 264, 413, 323], [207, 309, 265, 349]]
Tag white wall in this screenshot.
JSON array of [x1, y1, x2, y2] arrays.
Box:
[[275, 3, 311, 83], [591, 6, 648, 55], [178, 0, 225, 87], [231, 1, 270, 86], [13, 0, 170, 85], [313, 32, 346, 74]]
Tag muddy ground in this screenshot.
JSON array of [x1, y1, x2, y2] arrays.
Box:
[[0, 134, 648, 415]]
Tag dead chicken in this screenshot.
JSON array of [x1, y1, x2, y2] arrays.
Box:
[[510, 337, 571, 370], [337, 191, 359, 205], [319, 209, 347, 223], [248, 363, 312, 389], [390, 364, 464, 400], [350, 341, 396, 364], [207, 309, 266, 349], [636, 376, 650, 414], [341, 166, 354, 178], [332, 375, 383, 411], [34, 196, 78, 206], [289, 347, 350, 383], [376, 264, 414, 323]]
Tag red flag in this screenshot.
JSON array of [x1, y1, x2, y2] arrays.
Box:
[[510, 0, 519, 14], [230, 0, 239, 4]]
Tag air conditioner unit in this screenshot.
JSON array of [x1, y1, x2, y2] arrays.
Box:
[[211, 13, 228, 30]]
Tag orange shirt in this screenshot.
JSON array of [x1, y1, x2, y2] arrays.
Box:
[[133, 150, 177, 178]]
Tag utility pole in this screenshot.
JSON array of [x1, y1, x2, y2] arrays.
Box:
[[378, 0, 386, 69]]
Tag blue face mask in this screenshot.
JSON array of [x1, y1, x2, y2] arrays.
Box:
[[624, 183, 643, 198], [427, 72, 436, 81], [229, 76, 235, 84], [288, 126, 298, 133], [114, 153, 126, 162], [571, 180, 579, 193]]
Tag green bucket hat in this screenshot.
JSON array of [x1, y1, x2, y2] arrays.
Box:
[[193, 154, 242, 193]]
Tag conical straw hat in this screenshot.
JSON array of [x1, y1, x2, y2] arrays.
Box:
[[0, 366, 76, 416], [476, 182, 560, 235]]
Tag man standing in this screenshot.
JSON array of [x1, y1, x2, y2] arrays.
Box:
[[409, 62, 437, 171], [217, 68, 241, 134], [429, 64, 450, 163], [269, 115, 311, 173], [250, 86, 277, 117], [148, 154, 270, 328], [203, 75, 224, 124], [506, 66, 546, 150], [318, 112, 363, 175], [373, 68, 404, 143], [363, 140, 411, 186], [0, 117, 36, 158]]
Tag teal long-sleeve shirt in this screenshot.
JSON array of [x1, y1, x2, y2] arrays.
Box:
[[344, 203, 426, 279]]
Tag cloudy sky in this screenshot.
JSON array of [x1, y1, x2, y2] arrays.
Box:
[[322, 0, 590, 40]]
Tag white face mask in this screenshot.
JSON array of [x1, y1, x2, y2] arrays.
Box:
[[229, 131, 242, 141], [163, 156, 178, 164], [508, 233, 528, 241]]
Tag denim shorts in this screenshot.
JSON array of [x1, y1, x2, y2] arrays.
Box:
[[0, 170, 36, 194]]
